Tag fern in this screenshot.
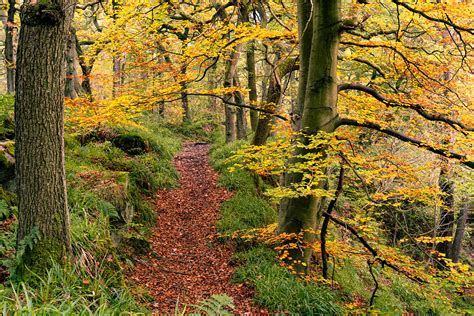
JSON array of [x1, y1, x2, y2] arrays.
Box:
[[189, 294, 235, 316], [0, 200, 12, 219], [5, 227, 41, 280]]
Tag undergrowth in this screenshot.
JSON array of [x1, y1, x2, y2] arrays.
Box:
[[0, 112, 181, 314], [209, 130, 470, 314]]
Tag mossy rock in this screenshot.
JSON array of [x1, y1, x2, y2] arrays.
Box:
[[111, 134, 150, 156], [0, 141, 15, 184]]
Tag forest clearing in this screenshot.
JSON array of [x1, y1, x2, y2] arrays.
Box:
[[0, 0, 473, 314]]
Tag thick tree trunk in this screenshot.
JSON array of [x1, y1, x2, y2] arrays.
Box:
[[278, 0, 341, 273], [15, 0, 75, 273], [5, 0, 15, 93]]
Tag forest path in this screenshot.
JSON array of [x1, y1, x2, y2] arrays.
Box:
[[128, 143, 260, 314]]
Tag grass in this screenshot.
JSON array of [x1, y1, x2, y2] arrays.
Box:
[[233, 247, 342, 314], [0, 111, 183, 314], [209, 132, 343, 314], [209, 129, 468, 315]]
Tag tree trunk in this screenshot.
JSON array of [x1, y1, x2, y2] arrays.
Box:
[[278, 0, 341, 273], [112, 55, 121, 97], [180, 63, 191, 123], [252, 57, 297, 146], [74, 30, 94, 97], [65, 29, 83, 99], [435, 160, 455, 267], [292, 0, 313, 131], [5, 0, 15, 93], [246, 41, 258, 131], [450, 199, 470, 263], [207, 62, 218, 111], [233, 74, 247, 140], [223, 45, 241, 143], [15, 0, 75, 274]]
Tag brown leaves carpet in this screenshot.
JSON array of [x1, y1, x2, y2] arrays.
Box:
[[128, 143, 264, 314]]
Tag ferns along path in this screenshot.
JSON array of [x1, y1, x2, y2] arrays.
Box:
[[127, 143, 263, 314]]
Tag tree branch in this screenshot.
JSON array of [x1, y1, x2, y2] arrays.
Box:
[[392, 0, 474, 35], [323, 212, 426, 284], [337, 118, 473, 169], [338, 83, 473, 133], [170, 93, 289, 121]]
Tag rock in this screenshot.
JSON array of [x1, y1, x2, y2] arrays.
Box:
[[111, 134, 150, 156]]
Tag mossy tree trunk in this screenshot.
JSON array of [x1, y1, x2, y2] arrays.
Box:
[[277, 0, 341, 273], [15, 0, 75, 273]]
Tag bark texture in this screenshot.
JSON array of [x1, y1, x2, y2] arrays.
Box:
[[15, 0, 75, 272]]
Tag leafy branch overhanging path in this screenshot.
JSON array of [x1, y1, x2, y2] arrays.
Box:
[[128, 143, 263, 314]]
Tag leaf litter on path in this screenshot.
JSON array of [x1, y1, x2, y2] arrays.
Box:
[[128, 143, 266, 314]]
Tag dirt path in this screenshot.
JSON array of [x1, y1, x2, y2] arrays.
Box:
[[128, 143, 261, 314]]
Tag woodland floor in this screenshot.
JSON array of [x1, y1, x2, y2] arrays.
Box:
[[128, 143, 264, 314]]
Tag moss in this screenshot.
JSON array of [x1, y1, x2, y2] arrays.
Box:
[[21, 238, 67, 280]]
